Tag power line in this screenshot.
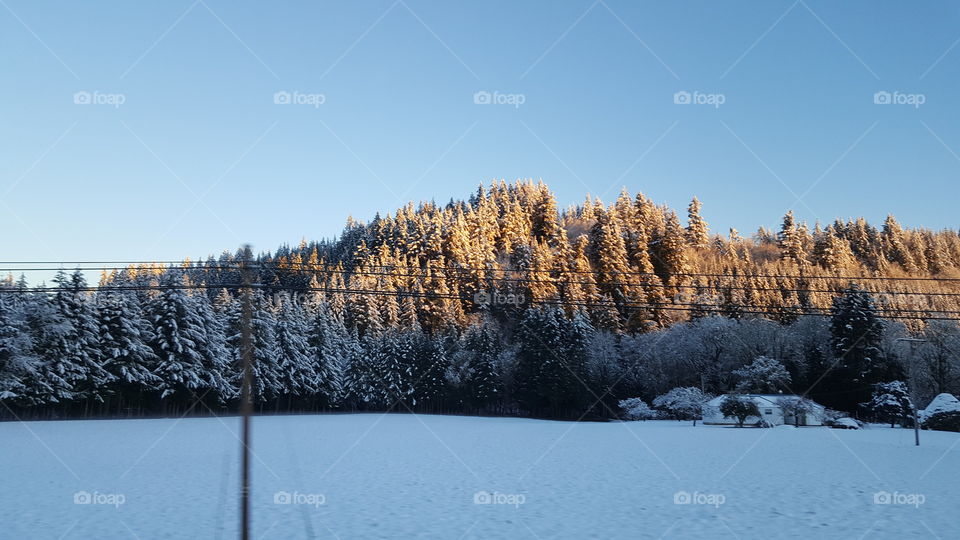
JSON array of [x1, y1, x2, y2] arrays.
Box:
[[3, 282, 960, 321], [4, 259, 960, 283], [5, 265, 960, 299], [4, 261, 960, 321]]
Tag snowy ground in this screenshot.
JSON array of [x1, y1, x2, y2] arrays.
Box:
[[1, 415, 957, 539]]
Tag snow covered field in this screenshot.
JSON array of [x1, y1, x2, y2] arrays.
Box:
[[2, 414, 957, 539]]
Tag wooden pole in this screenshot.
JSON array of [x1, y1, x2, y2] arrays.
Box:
[[896, 337, 926, 447], [240, 245, 253, 540]]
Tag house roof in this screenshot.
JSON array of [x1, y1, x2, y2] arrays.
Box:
[[920, 393, 960, 420], [705, 394, 825, 409]]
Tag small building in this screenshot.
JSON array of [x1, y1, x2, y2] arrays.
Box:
[[702, 394, 826, 426], [919, 393, 960, 421]]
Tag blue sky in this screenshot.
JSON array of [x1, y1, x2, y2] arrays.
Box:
[[2, 0, 959, 281]]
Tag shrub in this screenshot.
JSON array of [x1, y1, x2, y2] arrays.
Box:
[[652, 387, 711, 426], [720, 394, 761, 427], [618, 398, 657, 420], [922, 411, 960, 432]]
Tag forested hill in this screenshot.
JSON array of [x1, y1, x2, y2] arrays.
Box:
[[3, 180, 960, 421], [107, 179, 960, 332]]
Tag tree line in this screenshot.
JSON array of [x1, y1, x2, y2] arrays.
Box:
[[2, 270, 957, 420], [2, 180, 958, 420], [92, 181, 960, 335]]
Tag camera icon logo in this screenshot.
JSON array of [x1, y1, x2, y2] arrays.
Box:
[[873, 491, 892, 504], [473, 91, 492, 105], [473, 490, 492, 504], [274, 491, 292, 504], [673, 91, 691, 105], [873, 91, 891, 105], [73, 91, 91, 105], [473, 290, 491, 306], [74, 491, 92, 504], [273, 91, 292, 105], [673, 491, 692, 504]]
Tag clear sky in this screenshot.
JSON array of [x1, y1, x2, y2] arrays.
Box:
[[2, 1, 959, 281]]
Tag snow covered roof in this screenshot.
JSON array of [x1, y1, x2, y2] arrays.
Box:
[[920, 393, 960, 420], [705, 394, 825, 409]]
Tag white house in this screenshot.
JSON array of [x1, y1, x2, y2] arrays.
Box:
[[702, 394, 826, 426]]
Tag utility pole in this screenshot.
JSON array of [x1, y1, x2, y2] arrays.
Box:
[[896, 337, 927, 447], [239, 245, 254, 540]]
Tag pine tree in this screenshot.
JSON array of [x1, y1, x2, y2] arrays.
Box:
[[586, 330, 626, 416], [651, 212, 690, 298], [346, 272, 383, 338], [591, 293, 622, 333], [563, 310, 595, 413], [368, 330, 415, 408], [515, 307, 561, 416], [778, 211, 804, 263], [812, 227, 855, 271], [461, 323, 501, 411], [863, 381, 914, 427], [527, 239, 559, 302], [194, 290, 232, 403], [626, 222, 668, 331], [272, 294, 317, 402], [399, 295, 421, 332], [588, 209, 642, 325], [24, 290, 75, 404], [822, 285, 897, 412], [685, 197, 709, 248], [148, 275, 211, 403], [308, 306, 348, 407], [341, 328, 371, 407], [224, 291, 282, 405], [923, 231, 947, 274], [381, 286, 402, 331], [612, 188, 637, 231], [97, 291, 160, 407], [0, 297, 38, 402], [531, 182, 564, 246], [565, 236, 597, 306], [53, 270, 113, 403], [515, 307, 589, 418], [882, 215, 918, 271], [410, 331, 449, 408]]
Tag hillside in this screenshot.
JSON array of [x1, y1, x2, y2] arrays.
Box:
[[109, 180, 960, 331], [2, 181, 960, 420]]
